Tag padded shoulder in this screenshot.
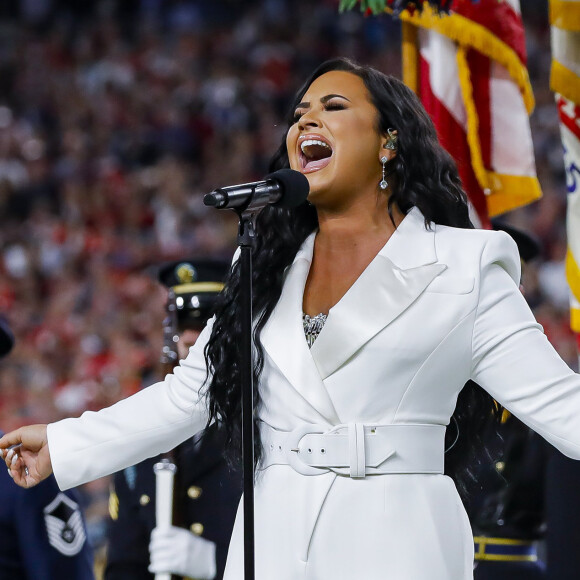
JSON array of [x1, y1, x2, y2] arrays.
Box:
[[479, 229, 521, 287], [434, 225, 521, 286]]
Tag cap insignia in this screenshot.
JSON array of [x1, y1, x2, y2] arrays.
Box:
[[175, 263, 197, 284]]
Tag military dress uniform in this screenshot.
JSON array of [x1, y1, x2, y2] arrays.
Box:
[[0, 319, 94, 579], [0, 430, 95, 579], [105, 258, 242, 580], [545, 448, 580, 579], [105, 423, 242, 580], [469, 416, 549, 579]]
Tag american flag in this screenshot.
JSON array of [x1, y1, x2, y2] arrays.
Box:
[[550, 0, 580, 345], [399, 0, 542, 227]]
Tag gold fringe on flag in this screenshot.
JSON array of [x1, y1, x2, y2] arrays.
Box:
[[400, 4, 541, 217], [396, 4, 535, 113]]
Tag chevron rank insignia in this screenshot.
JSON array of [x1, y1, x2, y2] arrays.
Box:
[[43, 493, 86, 556]]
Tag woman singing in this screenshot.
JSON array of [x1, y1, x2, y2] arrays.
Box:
[[3, 58, 580, 579]]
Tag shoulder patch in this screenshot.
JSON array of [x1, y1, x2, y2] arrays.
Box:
[[43, 492, 86, 556]]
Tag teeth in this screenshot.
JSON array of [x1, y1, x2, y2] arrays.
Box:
[[300, 139, 331, 154]]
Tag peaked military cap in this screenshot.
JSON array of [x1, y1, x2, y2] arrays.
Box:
[[157, 259, 230, 330]]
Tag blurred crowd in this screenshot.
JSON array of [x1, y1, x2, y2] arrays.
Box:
[[0, 0, 574, 559]]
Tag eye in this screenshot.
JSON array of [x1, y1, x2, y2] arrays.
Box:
[[291, 100, 347, 124], [324, 101, 346, 111], [292, 110, 304, 123]]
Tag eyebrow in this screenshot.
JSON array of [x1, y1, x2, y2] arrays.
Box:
[[294, 94, 351, 109]]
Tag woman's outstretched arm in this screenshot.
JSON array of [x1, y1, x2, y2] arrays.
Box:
[[0, 317, 215, 490], [472, 233, 580, 458]]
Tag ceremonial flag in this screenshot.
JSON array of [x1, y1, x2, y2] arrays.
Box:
[[550, 0, 580, 334], [399, 0, 542, 226]]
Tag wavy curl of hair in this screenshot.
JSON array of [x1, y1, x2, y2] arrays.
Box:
[[203, 57, 501, 498]]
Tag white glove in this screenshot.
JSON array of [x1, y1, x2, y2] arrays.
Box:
[[148, 525, 217, 579]]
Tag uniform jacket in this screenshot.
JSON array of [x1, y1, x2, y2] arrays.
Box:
[[0, 431, 94, 580], [545, 448, 580, 578], [47, 208, 580, 580], [468, 414, 549, 540], [105, 423, 241, 580], [468, 415, 549, 580]]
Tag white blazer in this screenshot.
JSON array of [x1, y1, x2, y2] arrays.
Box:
[[48, 207, 580, 580]]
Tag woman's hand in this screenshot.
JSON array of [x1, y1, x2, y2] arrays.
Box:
[[0, 425, 53, 488]]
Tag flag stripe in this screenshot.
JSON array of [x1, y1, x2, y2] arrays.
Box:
[[398, 5, 535, 113], [571, 294, 580, 335], [402, 21, 419, 93], [452, 0, 527, 64], [468, 50, 492, 169], [419, 50, 490, 225], [551, 61, 580, 105], [456, 46, 493, 191], [404, 1, 541, 223], [557, 97, 580, 141], [419, 29, 466, 128], [490, 62, 536, 177]]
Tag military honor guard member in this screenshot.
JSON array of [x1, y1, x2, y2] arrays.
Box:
[[468, 223, 548, 579], [0, 316, 95, 580], [104, 259, 242, 580]]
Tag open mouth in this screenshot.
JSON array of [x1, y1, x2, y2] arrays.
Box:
[[298, 136, 333, 173]]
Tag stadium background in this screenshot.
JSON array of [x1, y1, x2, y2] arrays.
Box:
[[0, 0, 573, 575]]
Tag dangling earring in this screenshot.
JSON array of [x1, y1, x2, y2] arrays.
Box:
[[379, 156, 388, 190]]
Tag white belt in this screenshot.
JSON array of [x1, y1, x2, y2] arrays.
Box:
[[259, 423, 445, 478]]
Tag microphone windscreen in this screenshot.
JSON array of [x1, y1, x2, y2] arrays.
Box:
[[266, 169, 310, 209], [203, 193, 218, 207]]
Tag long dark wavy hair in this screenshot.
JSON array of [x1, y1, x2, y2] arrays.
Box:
[[203, 57, 501, 498]]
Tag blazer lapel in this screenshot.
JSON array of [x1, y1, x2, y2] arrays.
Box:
[[260, 233, 340, 424], [310, 208, 446, 380]]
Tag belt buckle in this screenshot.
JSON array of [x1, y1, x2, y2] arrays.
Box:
[[286, 424, 328, 476]]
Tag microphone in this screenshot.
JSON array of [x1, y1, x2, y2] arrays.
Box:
[[203, 168, 309, 213]]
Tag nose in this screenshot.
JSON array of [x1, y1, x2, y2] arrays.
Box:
[[297, 108, 321, 131]]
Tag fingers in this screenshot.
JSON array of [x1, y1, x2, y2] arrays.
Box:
[[0, 429, 25, 470], [1, 446, 20, 469], [2, 448, 29, 485], [4, 450, 27, 486], [0, 425, 48, 453], [9, 452, 21, 480], [2, 446, 40, 488], [0, 426, 52, 488], [0, 428, 24, 451], [149, 526, 172, 549], [5, 449, 17, 478]]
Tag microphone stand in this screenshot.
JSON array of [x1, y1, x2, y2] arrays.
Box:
[[236, 211, 256, 580], [204, 169, 309, 580]]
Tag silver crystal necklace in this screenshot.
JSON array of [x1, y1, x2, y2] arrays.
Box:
[[303, 312, 327, 348]]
